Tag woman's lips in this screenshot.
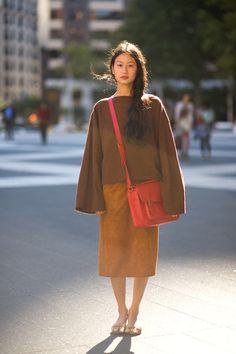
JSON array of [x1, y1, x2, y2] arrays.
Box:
[[120, 76, 128, 79]]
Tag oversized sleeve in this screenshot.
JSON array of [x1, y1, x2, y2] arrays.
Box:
[[158, 103, 186, 215], [75, 106, 106, 214]]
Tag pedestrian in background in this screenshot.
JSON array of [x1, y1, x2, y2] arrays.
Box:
[[174, 94, 194, 159], [2, 103, 15, 140], [196, 102, 215, 159], [75, 41, 185, 336], [37, 102, 50, 145], [176, 105, 192, 160]]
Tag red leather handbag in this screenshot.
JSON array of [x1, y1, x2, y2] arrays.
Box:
[[108, 98, 179, 228]]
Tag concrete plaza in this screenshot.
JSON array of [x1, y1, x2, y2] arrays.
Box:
[[0, 128, 236, 354]]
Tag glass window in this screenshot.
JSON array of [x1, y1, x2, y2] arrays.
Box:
[[19, 77, 24, 86], [18, 31, 24, 41], [90, 10, 123, 20], [49, 49, 61, 59], [50, 29, 63, 39], [51, 8, 64, 19], [19, 62, 24, 71]]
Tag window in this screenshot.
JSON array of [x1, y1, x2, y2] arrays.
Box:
[[18, 31, 24, 41], [49, 49, 61, 59], [50, 9, 63, 19], [19, 77, 24, 86], [18, 47, 24, 56], [5, 78, 10, 86], [68, 9, 84, 21], [19, 62, 24, 71], [4, 61, 9, 71], [4, 30, 9, 40], [50, 29, 63, 39], [18, 15, 23, 26], [90, 30, 109, 39], [90, 10, 123, 20]]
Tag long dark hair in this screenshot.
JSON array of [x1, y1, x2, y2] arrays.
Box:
[[98, 41, 150, 140]]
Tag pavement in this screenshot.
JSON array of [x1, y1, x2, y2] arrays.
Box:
[[0, 127, 236, 354]]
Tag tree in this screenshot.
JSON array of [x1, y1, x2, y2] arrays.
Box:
[[63, 43, 106, 79], [197, 0, 236, 78], [114, 0, 236, 108], [197, 0, 236, 121], [63, 43, 92, 79], [115, 1, 208, 82], [12, 96, 41, 122]]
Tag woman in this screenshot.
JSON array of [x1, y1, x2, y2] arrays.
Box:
[[176, 105, 192, 160], [75, 41, 186, 336], [196, 102, 215, 159], [174, 94, 194, 159]]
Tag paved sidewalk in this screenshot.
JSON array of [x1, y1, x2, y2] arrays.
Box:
[[0, 129, 236, 354]]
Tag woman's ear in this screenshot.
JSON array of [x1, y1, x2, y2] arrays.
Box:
[[111, 67, 116, 80]]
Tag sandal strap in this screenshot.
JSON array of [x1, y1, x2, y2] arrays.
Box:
[[125, 326, 142, 335]]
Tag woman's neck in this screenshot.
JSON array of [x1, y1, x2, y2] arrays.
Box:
[[114, 84, 133, 97]]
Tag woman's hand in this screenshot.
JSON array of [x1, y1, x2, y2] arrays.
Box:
[[96, 211, 106, 215]]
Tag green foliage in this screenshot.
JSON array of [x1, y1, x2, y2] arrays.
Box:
[[63, 43, 91, 78], [12, 96, 41, 118], [114, 0, 236, 81], [197, 0, 236, 78], [115, 0, 207, 81], [63, 43, 106, 78]]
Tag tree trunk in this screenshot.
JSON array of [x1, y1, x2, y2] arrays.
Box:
[[227, 76, 234, 124]]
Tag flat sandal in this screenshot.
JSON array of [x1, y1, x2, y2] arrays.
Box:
[[110, 314, 128, 335], [110, 323, 126, 335], [124, 326, 142, 336]]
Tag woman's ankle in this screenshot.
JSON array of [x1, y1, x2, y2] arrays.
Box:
[[129, 305, 139, 315], [118, 306, 128, 316], [127, 307, 139, 327]]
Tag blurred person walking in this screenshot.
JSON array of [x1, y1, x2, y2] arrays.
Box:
[[2, 103, 15, 140], [37, 102, 51, 144], [196, 102, 215, 159], [75, 41, 185, 336], [176, 105, 192, 160], [174, 94, 194, 159]]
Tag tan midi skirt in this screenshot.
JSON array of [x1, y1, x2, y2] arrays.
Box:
[[99, 183, 159, 277]]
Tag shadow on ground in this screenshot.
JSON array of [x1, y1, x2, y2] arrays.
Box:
[[86, 334, 134, 354]]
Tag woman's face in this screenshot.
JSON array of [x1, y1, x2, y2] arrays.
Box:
[[112, 52, 137, 86]]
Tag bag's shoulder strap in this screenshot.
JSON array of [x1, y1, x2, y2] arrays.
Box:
[[108, 98, 132, 187]]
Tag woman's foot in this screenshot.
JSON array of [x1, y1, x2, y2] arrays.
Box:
[[110, 310, 128, 335], [124, 308, 142, 336]]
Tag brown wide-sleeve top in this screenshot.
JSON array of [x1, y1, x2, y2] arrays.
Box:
[[75, 95, 186, 215]]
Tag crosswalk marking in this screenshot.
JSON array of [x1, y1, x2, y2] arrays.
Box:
[[0, 135, 236, 190], [182, 164, 236, 191]]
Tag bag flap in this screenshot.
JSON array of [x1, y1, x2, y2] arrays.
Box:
[[134, 181, 162, 202]]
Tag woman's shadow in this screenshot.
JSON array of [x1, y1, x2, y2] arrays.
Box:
[[86, 334, 134, 354]]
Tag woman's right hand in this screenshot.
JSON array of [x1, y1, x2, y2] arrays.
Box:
[[96, 211, 106, 215]]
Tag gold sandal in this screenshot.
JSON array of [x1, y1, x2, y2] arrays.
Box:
[[110, 314, 128, 335], [110, 323, 126, 335], [124, 326, 142, 336]]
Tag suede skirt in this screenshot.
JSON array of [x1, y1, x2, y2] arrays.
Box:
[[99, 183, 158, 277]]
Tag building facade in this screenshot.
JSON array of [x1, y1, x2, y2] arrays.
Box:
[[38, 0, 89, 72], [64, 0, 88, 45], [39, 0, 127, 74], [38, 0, 128, 124], [0, 0, 41, 102], [89, 0, 126, 50]]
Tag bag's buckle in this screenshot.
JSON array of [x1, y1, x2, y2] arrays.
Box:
[[128, 185, 135, 192]]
